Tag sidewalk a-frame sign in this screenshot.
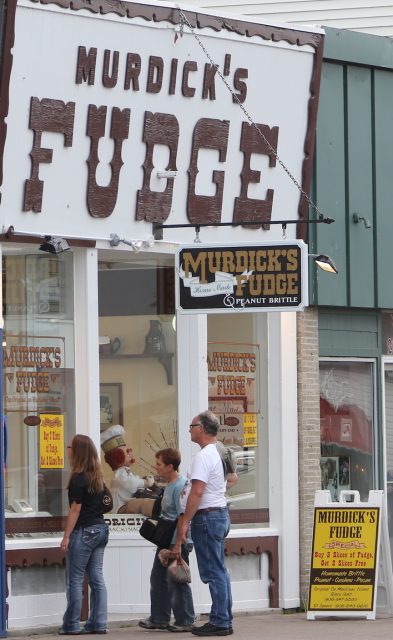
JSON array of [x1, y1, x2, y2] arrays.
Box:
[[308, 490, 383, 620]]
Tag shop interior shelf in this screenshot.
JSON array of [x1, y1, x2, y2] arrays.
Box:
[[100, 352, 174, 384]]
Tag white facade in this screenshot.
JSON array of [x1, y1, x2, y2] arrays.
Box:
[[0, 0, 323, 628]]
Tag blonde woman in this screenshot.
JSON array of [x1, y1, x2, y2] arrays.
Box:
[[59, 435, 112, 635]]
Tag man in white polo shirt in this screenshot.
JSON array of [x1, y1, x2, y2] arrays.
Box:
[[178, 410, 235, 637]]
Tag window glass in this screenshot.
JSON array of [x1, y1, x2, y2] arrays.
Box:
[[98, 259, 177, 505], [381, 313, 393, 355], [383, 363, 393, 562], [207, 313, 269, 526], [3, 252, 75, 530], [319, 361, 375, 502]]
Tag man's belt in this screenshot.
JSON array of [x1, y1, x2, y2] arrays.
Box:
[[195, 507, 227, 515]]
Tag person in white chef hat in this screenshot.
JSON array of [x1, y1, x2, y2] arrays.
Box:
[[100, 425, 157, 514]]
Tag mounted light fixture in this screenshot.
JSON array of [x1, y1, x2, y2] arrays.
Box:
[[352, 213, 371, 229], [310, 254, 338, 274], [3, 226, 156, 252], [152, 215, 335, 241], [109, 234, 155, 251], [39, 236, 70, 254]]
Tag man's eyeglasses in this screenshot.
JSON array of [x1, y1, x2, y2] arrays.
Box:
[[189, 423, 202, 429]]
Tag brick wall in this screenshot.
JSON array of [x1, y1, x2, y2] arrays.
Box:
[[297, 307, 321, 607]]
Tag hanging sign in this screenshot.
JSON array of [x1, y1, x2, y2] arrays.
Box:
[[176, 241, 308, 314], [308, 489, 383, 620]]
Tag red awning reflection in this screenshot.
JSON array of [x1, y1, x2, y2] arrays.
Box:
[[320, 397, 373, 455]]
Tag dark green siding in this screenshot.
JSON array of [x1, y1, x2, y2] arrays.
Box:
[[346, 66, 374, 307], [310, 28, 393, 309], [312, 63, 347, 306], [374, 71, 393, 308], [319, 309, 380, 357]]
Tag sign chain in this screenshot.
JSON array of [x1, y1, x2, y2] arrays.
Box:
[[177, 7, 327, 221]]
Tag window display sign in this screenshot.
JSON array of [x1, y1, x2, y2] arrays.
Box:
[[39, 414, 65, 469], [308, 490, 383, 620], [208, 342, 258, 446], [104, 513, 146, 533], [176, 242, 308, 314], [3, 336, 65, 412], [243, 413, 258, 447]]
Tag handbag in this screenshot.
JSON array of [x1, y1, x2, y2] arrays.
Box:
[[134, 484, 164, 500], [139, 516, 178, 549]]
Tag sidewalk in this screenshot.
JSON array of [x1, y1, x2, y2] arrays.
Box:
[[7, 611, 393, 640]]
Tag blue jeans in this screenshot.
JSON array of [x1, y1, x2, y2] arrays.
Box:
[[191, 508, 232, 628], [150, 544, 195, 625], [62, 523, 109, 632]]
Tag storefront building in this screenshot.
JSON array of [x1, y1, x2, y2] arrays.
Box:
[[175, 0, 393, 604], [0, 0, 324, 628]]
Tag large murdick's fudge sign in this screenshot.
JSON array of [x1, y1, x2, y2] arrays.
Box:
[[0, 0, 324, 242]]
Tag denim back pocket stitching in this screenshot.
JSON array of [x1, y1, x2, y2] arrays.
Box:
[[82, 525, 108, 547]]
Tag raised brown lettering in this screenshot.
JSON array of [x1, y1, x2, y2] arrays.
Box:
[[76, 46, 97, 85], [233, 122, 279, 228], [102, 49, 119, 89], [182, 61, 197, 98], [202, 64, 217, 100], [187, 118, 229, 224], [124, 53, 141, 90], [136, 112, 179, 222], [23, 98, 75, 212], [146, 56, 164, 94], [86, 105, 130, 218]]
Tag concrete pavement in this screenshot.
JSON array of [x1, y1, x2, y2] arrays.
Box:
[[7, 611, 393, 640]]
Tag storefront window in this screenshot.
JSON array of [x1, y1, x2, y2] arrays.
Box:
[[207, 314, 269, 526], [98, 259, 177, 496], [3, 252, 75, 531], [319, 360, 375, 502], [383, 363, 393, 561]]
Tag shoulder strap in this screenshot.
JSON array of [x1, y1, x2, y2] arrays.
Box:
[[215, 441, 228, 478]]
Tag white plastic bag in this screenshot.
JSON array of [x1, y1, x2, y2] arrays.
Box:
[[168, 558, 191, 583]]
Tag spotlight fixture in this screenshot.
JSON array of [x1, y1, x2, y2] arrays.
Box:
[[39, 236, 70, 254], [109, 234, 155, 250], [310, 254, 338, 274]]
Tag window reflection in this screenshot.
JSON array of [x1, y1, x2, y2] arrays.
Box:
[[3, 252, 75, 526], [320, 361, 375, 502], [207, 314, 269, 524]]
